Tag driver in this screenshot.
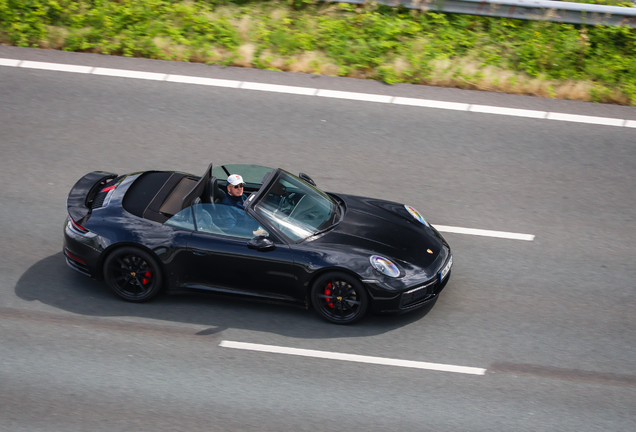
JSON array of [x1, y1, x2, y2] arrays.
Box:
[[219, 174, 267, 237], [221, 174, 247, 208]]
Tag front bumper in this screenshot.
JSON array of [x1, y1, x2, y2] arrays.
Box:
[[365, 254, 452, 315], [367, 271, 450, 315]]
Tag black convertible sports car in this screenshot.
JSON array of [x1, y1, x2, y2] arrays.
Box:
[[63, 163, 452, 324]]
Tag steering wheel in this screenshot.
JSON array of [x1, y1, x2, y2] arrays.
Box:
[[278, 192, 297, 216]]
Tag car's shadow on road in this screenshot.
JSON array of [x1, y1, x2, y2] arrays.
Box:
[[15, 253, 437, 339]]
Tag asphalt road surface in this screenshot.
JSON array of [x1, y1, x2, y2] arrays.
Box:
[[1, 46, 635, 432]]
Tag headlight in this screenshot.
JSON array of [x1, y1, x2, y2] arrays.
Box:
[[404, 205, 429, 227], [370, 255, 400, 278]]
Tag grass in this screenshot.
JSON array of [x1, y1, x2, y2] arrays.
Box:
[[1, 0, 635, 104]]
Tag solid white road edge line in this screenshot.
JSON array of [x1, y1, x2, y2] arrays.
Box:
[[240, 81, 318, 95], [546, 112, 625, 127], [20, 60, 93, 74], [92, 67, 168, 81], [433, 225, 535, 241], [219, 340, 487, 375], [317, 89, 393, 103], [166, 74, 241, 88], [0, 58, 21, 67], [393, 96, 469, 111], [2, 57, 632, 128], [469, 104, 547, 119]]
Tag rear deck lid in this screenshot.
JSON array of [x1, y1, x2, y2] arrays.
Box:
[[67, 171, 117, 225]]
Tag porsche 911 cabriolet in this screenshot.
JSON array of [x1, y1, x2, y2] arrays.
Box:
[[63, 163, 452, 324]]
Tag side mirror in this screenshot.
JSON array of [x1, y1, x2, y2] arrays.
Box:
[[247, 235, 276, 251], [299, 172, 316, 186]]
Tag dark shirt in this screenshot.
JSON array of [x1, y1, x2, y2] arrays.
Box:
[[218, 193, 258, 236], [221, 193, 246, 209]]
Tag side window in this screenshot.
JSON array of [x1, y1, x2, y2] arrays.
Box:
[[165, 207, 195, 230], [192, 204, 268, 239]]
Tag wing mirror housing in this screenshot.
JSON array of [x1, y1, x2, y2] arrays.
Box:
[[247, 235, 276, 251], [299, 172, 316, 186]]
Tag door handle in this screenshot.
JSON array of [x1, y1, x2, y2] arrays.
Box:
[[191, 249, 207, 256]]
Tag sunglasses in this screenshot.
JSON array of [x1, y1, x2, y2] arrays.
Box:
[[231, 183, 245, 189]]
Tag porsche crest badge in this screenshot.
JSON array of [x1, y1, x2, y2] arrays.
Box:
[[427, 249, 433, 254]]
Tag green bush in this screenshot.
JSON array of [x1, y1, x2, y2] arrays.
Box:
[[0, 0, 635, 104]]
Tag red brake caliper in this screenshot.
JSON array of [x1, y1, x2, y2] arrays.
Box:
[[142, 271, 151, 285], [325, 283, 334, 308]]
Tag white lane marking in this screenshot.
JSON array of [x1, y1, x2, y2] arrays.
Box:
[[434, 225, 535, 241], [393, 96, 469, 111], [166, 74, 240, 88], [0, 58, 21, 67], [20, 60, 93, 74], [93, 67, 168, 81], [1, 57, 632, 127], [220, 340, 486, 375], [546, 112, 625, 127], [317, 89, 393, 103], [469, 104, 547, 119], [240, 81, 318, 95]]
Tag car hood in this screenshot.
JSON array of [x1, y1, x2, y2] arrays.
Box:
[[311, 194, 449, 274]]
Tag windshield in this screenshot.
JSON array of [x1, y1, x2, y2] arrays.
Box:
[[254, 171, 338, 242], [211, 164, 274, 186]]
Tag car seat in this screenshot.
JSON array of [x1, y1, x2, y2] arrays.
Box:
[[205, 176, 227, 204]]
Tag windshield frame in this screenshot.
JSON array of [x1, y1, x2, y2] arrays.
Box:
[[248, 169, 341, 243]]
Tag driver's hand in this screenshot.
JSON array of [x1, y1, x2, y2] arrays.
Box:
[[253, 228, 268, 236]]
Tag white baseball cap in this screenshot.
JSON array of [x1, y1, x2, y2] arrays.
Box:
[[227, 174, 244, 186]]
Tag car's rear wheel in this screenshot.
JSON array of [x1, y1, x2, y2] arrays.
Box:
[[311, 272, 368, 324], [104, 247, 163, 302]]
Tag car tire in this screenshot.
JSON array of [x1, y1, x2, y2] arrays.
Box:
[[103, 247, 163, 302], [311, 272, 369, 324]]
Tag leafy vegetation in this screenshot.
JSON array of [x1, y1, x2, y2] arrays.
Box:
[[1, 0, 635, 104]]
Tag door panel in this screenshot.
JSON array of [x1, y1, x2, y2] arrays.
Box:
[[185, 232, 303, 302]]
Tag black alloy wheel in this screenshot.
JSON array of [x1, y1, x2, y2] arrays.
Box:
[[104, 247, 163, 302], [311, 272, 369, 324]]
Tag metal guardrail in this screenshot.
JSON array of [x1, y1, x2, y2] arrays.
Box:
[[329, 0, 636, 27]]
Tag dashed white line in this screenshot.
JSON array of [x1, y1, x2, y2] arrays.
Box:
[[2, 57, 633, 128], [433, 225, 535, 241], [219, 340, 487, 375]]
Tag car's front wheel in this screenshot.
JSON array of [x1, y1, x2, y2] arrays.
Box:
[[311, 272, 368, 324], [103, 247, 163, 302]]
